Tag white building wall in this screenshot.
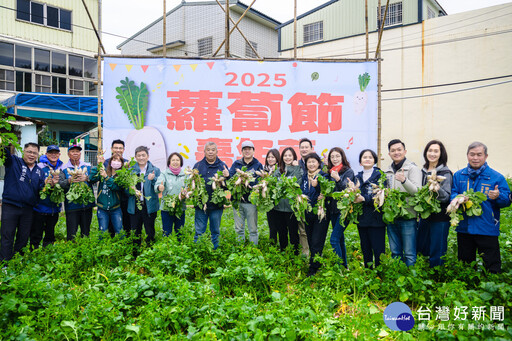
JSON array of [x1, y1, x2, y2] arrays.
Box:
[[281, 3, 512, 174], [119, 3, 278, 58]]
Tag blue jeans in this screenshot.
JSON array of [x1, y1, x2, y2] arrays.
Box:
[[417, 219, 450, 267], [387, 219, 417, 266], [330, 213, 348, 268], [161, 210, 185, 239], [194, 208, 223, 249], [233, 203, 258, 245], [97, 207, 123, 235]]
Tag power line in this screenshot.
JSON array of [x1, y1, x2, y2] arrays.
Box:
[[382, 79, 512, 101], [322, 5, 512, 57], [319, 27, 512, 58], [382, 74, 512, 92]]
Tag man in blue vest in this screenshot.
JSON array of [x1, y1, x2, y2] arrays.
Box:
[[1, 142, 45, 261]]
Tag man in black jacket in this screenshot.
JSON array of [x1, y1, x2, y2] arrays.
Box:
[[1, 142, 45, 261]]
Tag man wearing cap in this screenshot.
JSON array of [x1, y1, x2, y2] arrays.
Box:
[[1, 142, 45, 261], [59, 141, 95, 240], [104, 139, 130, 236], [229, 140, 263, 246], [30, 145, 63, 249]]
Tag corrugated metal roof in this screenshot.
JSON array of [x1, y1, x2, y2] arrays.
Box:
[[1, 93, 102, 115]]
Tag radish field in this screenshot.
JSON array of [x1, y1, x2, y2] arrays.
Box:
[[1, 207, 511, 340]]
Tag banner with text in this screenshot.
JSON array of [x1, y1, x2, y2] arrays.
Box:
[[103, 58, 377, 170]]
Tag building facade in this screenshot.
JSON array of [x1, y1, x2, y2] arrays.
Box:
[[117, 0, 280, 59], [0, 0, 100, 147], [279, 0, 512, 174]]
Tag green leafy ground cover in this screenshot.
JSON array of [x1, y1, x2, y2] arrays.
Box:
[[1, 208, 511, 340]]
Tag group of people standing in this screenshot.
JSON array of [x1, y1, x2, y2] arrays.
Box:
[[1, 137, 510, 276]]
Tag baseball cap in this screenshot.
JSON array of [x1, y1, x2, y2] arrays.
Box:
[[47, 145, 60, 152], [68, 139, 82, 151], [241, 140, 255, 149]]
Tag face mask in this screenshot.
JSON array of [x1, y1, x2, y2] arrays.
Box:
[[111, 160, 122, 169]]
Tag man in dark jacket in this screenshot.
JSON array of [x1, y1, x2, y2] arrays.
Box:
[[31, 145, 63, 249], [193, 142, 230, 249], [229, 140, 263, 246], [450, 141, 511, 273], [1, 142, 45, 261]]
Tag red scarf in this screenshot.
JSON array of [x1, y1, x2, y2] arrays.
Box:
[[330, 163, 343, 173]]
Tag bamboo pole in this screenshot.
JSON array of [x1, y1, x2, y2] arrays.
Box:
[[365, 0, 368, 60], [375, 0, 390, 59], [225, 0, 230, 58], [163, 0, 167, 57], [212, 0, 259, 58], [293, 0, 297, 59], [96, 0, 102, 152], [213, 0, 259, 58], [96, 54, 376, 62], [377, 0, 382, 164], [81, 0, 105, 54]]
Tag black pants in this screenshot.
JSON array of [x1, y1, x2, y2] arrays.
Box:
[[30, 211, 59, 249], [66, 208, 93, 240], [274, 210, 299, 253], [130, 208, 157, 245], [305, 211, 329, 273], [357, 225, 386, 268], [108, 199, 129, 237], [267, 209, 280, 245], [457, 232, 501, 274], [0, 204, 34, 261]]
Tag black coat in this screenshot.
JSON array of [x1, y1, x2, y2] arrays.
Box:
[[356, 167, 386, 228], [326, 168, 355, 216]]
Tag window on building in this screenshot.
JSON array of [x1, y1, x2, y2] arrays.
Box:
[[303, 21, 323, 44], [16, 0, 72, 31], [379, 2, 402, 27], [34, 48, 50, 72], [427, 7, 436, 19], [69, 55, 83, 77], [70, 79, 84, 95], [198, 37, 212, 57], [35, 74, 51, 92], [46, 5, 59, 28], [87, 81, 97, 96], [52, 76, 66, 94], [16, 0, 30, 21], [60, 9, 71, 30], [0, 42, 14, 67], [16, 71, 32, 92], [1, 40, 95, 96], [83, 58, 97, 79], [0, 69, 15, 91], [245, 41, 258, 58], [31, 1, 44, 25], [15, 45, 32, 69], [52, 52, 66, 74]]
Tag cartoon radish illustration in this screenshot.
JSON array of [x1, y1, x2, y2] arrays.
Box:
[[354, 72, 371, 114], [116, 77, 167, 170]]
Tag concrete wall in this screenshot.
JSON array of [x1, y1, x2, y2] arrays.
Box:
[[280, 3, 512, 175]]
